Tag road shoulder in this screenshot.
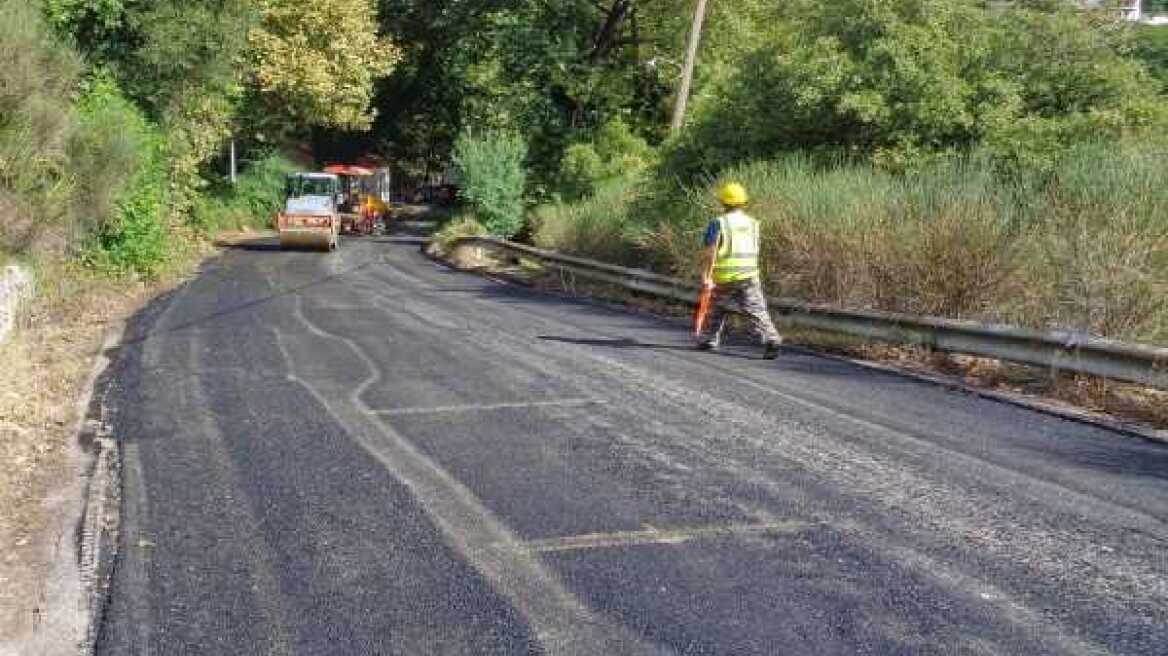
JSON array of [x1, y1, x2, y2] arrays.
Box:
[[0, 262, 197, 655], [432, 244, 1168, 444]]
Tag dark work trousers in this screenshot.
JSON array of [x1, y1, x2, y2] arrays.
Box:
[[698, 277, 782, 347]]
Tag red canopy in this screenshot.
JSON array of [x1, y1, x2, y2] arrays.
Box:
[[323, 164, 374, 176]]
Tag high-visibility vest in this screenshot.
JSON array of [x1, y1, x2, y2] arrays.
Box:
[[713, 210, 760, 284]]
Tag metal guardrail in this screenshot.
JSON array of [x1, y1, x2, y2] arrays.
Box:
[[453, 236, 1168, 390]]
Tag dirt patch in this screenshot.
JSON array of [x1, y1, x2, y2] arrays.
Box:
[[0, 260, 193, 651], [443, 242, 497, 270]]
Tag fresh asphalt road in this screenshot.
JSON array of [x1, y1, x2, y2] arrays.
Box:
[[95, 233, 1168, 655]]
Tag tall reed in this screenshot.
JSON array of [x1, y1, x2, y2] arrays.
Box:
[[538, 142, 1168, 343]]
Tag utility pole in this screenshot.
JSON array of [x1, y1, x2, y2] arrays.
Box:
[[671, 0, 709, 132], [229, 138, 238, 185]]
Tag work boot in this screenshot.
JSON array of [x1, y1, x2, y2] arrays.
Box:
[[762, 339, 782, 360]]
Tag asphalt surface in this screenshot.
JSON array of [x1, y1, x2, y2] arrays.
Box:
[[95, 232, 1168, 655]]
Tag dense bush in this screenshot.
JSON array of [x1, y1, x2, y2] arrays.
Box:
[[78, 77, 170, 276], [558, 144, 607, 202], [1133, 25, 1168, 90], [0, 2, 167, 275], [453, 129, 528, 237], [192, 154, 298, 234], [557, 118, 654, 201], [0, 0, 82, 253]]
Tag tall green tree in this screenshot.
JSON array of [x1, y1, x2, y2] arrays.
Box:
[[663, 0, 1167, 177], [45, 0, 259, 208], [46, 0, 399, 206], [367, 0, 687, 191], [249, 0, 399, 131]]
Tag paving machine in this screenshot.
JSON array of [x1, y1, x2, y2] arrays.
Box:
[[277, 173, 341, 250], [324, 164, 391, 236]]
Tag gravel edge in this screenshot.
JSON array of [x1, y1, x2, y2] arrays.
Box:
[[75, 323, 126, 654]]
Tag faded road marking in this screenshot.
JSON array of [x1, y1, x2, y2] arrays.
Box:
[[374, 397, 603, 417], [523, 521, 810, 554], [273, 294, 664, 655]]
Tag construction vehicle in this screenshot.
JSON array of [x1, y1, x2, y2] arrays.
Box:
[[324, 164, 392, 236], [276, 173, 341, 251]]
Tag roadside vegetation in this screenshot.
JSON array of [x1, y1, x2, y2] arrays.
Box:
[[634, 144, 1167, 343], [452, 129, 528, 238], [192, 154, 300, 235], [2, 0, 395, 276], [1, 0, 1165, 634], [0, 0, 394, 638], [433, 0, 1168, 346]]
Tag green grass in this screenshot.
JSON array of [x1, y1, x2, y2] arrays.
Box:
[[530, 177, 648, 266], [191, 154, 298, 234]]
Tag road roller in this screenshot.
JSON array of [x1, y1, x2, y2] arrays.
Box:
[[277, 172, 341, 251]]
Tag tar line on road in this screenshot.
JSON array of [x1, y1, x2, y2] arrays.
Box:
[[272, 291, 667, 655]]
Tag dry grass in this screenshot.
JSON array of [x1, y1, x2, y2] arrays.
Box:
[[0, 256, 198, 638], [545, 145, 1168, 346], [425, 214, 488, 259], [531, 179, 645, 266], [905, 352, 1168, 429]]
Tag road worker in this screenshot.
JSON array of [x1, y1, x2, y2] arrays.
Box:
[[696, 182, 783, 359]]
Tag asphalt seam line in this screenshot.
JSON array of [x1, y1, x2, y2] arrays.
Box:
[[521, 521, 810, 554], [278, 293, 663, 655], [373, 398, 603, 416]]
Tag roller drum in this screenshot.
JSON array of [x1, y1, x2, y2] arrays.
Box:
[[279, 229, 336, 251]]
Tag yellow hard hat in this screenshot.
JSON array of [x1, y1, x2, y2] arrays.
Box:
[[718, 182, 749, 207]]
